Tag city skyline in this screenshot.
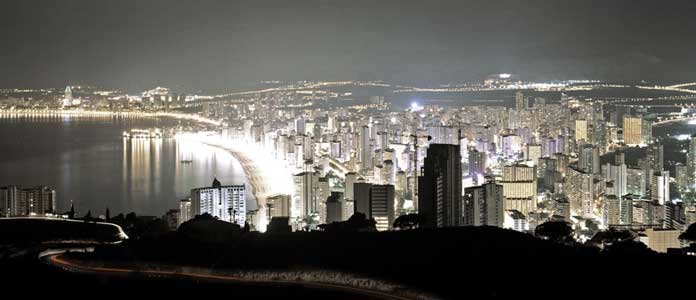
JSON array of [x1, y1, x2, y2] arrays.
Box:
[[3, 1, 696, 298]]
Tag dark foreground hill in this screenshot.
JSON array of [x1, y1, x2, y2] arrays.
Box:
[[58, 226, 696, 298]]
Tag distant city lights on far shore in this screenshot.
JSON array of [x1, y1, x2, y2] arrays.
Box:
[[675, 134, 691, 141]]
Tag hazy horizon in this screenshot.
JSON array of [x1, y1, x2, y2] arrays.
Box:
[[1, 0, 695, 93]]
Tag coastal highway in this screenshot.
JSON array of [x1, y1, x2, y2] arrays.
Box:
[[42, 250, 419, 300]]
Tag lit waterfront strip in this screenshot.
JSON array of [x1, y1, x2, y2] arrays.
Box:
[[175, 132, 294, 232], [0, 109, 222, 126]]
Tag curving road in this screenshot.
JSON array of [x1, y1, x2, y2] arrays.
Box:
[[43, 251, 418, 300]]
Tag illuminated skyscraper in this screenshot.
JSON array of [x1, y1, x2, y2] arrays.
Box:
[[603, 162, 627, 197], [360, 125, 372, 171], [575, 119, 588, 142], [419, 144, 462, 228], [294, 171, 316, 220], [650, 171, 670, 205], [463, 181, 504, 227], [178, 198, 191, 226], [647, 143, 664, 173], [623, 116, 651, 145], [675, 163, 688, 191], [687, 135, 696, 187], [626, 167, 647, 197], [578, 144, 600, 174], [468, 148, 487, 178], [524, 144, 542, 165], [267, 194, 291, 218], [190, 178, 246, 226], [500, 164, 537, 216]]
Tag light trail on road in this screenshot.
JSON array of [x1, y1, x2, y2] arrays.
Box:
[[46, 253, 419, 300]]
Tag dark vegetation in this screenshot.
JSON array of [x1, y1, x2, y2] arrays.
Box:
[[68, 216, 696, 299], [3, 214, 696, 298]]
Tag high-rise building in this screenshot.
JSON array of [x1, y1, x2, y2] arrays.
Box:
[[524, 144, 542, 165], [578, 144, 600, 174], [463, 181, 504, 227], [418, 144, 462, 228], [603, 162, 627, 197], [468, 148, 487, 177], [675, 163, 688, 191], [575, 119, 588, 142], [515, 91, 527, 111], [354, 183, 395, 231], [500, 164, 537, 216], [605, 194, 633, 226], [293, 171, 316, 220], [623, 116, 651, 145], [647, 143, 664, 173], [360, 125, 372, 171], [178, 198, 191, 226], [605, 195, 620, 226], [344, 172, 359, 202], [325, 192, 344, 224], [565, 167, 594, 217], [190, 178, 246, 226], [688, 135, 696, 187], [0, 185, 56, 217], [626, 167, 647, 197], [267, 194, 291, 218], [553, 196, 571, 221], [651, 171, 670, 205]]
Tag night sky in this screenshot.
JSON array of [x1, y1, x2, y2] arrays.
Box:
[[1, 0, 695, 92]]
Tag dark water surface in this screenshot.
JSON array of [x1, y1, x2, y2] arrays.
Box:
[[0, 114, 251, 217]]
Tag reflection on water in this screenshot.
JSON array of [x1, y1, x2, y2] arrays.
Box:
[[0, 115, 250, 216]]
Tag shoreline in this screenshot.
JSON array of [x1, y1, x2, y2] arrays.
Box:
[[0, 108, 223, 126], [0, 109, 228, 216], [175, 134, 287, 231]]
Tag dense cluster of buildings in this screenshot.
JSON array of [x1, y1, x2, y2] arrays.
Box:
[[0, 185, 56, 217], [4, 81, 696, 254], [189, 87, 696, 253]]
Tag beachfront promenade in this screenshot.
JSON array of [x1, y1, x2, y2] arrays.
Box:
[[175, 132, 294, 232]]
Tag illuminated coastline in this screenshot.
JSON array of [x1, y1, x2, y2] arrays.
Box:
[[175, 132, 294, 232], [0, 108, 223, 126]]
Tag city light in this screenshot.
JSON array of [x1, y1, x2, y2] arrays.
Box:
[[2, 2, 696, 296]]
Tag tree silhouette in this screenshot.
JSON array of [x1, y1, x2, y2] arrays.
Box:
[[603, 240, 656, 256], [125, 212, 137, 222], [318, 212, 377, 232], [112, 213, 125, 222], [105, 207, 111, 221], [83, 210, 92, 220], [679, 223, 696, 244], [193, 212, 217, 221], [535, 221, 574, 243], [393, 213, 424, 230]]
